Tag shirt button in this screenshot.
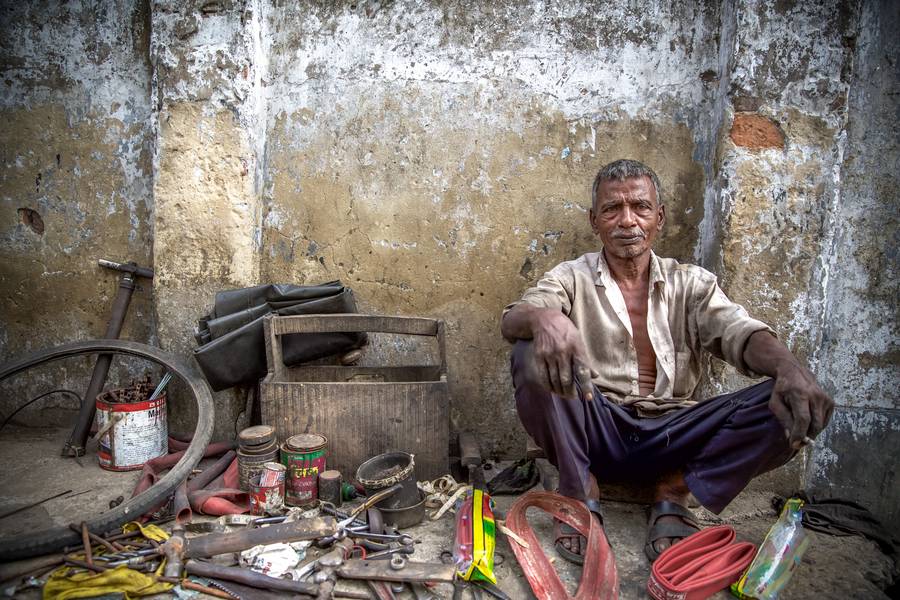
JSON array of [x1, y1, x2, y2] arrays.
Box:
[[631, 380, 637, 386]]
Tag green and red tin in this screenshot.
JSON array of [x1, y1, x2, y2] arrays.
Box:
[[281, 433, 327, 507]]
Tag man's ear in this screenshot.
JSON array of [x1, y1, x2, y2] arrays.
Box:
[[657, 204, 666, 230], [589, 208, 600, 235]]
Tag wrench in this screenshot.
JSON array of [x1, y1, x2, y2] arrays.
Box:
[[350, 531, 414, 545], [365, 544, 416, 561]]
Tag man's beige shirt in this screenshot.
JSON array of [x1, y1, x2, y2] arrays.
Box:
[[503, 250, 775, 416]]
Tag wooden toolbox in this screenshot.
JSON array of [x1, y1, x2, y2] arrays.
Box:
[[260, 314, 450, 481]]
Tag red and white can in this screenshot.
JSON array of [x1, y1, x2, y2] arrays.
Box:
[[259, 462, 286, 487], [96, 394, 168, 471], [249, 473, 285, 516]]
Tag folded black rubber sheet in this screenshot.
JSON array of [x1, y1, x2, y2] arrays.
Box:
[[193, 282, 366, 391]]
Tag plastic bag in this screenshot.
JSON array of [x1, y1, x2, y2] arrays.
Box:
[[731, 497, 809, 599], [452, 488, 497, 584]]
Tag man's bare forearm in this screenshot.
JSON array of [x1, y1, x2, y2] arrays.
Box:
[[742, 330, 803, 378], [501, 304, 554, 342], [743, 329, 834, 446]]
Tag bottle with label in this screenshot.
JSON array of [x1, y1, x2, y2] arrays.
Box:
[[731, 498, 809, 599]]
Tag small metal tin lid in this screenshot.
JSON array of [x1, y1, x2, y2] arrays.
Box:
[[263, 462, 286, 473], [237, 440, 278, 457], [285, 433, 327, 452], [239, 425, 275, 447]]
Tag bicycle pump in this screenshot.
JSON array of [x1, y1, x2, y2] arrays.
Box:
[[62, 258, 154, 457]]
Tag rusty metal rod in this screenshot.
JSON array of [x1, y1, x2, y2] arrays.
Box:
[[181, 579, 237, 599], [79, 522, 93, 567], [104, 530, 143, 543], [64, 558, 106, 573], [68, 524, 121, 553], [183, 516, 336, 559], [185, 560, 318, 596]]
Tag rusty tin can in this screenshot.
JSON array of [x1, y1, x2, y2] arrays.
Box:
[[281, 433, 327, 507], [237, 425, 279, 491], [249, 473, 284, 516]]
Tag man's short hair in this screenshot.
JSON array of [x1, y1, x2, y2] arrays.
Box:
[[591, 159, 662, 209]]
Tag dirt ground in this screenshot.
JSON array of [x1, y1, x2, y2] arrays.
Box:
[[0, 426, 895, 599]]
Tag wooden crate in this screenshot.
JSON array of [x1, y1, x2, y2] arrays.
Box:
[[260, 314, 449, 481]]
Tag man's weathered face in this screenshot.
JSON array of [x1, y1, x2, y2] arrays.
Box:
[[589, 176, 665, 260]]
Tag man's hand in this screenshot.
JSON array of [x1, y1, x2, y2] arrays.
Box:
[[768, 362, 834, 450], [743, 331, 834, 450], [502, 305, 598, 399]]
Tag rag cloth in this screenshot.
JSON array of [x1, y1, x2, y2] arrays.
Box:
[[774, 493, 900, 559], [43, 523, 172, 600], [486, 459, 540, 495]]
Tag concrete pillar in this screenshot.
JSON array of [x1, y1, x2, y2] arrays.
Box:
[[151, 0, 265, 436]]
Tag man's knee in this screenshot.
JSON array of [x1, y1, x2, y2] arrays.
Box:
[[510, 339, 543, 390]]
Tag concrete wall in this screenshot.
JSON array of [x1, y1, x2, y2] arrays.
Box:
[[806, 0, 900, 530], [1, 0, 897, 528], [0, 1, 157, 427]]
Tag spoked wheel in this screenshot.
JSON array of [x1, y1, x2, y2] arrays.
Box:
[[0, 340, 214, 561]]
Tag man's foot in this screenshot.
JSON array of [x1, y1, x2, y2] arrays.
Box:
[[644, 500, 701, 562], [553, 498, 604, 565]]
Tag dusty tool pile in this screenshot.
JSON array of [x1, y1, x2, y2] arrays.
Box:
[[0, 420, 513, 600]]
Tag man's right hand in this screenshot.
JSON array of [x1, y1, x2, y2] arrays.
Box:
[[503, 305, 598, 400]]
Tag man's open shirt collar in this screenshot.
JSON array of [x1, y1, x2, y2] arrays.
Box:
[[594, 248, 666, 289]]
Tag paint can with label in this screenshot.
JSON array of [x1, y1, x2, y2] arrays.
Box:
[[249, 471, 285, 516], [96, 394, 168, 471], [281, 433, 327, 507]]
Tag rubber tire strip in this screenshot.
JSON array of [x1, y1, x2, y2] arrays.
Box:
[[0, 339, 215, 561]]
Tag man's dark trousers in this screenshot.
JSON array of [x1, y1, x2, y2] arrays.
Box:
[[511, 341, 795, 513]]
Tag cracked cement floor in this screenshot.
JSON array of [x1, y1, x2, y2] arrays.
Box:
[[0, 426, 896, 599]]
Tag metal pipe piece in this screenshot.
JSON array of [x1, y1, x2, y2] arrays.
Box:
[[185, 560, 318, 596]]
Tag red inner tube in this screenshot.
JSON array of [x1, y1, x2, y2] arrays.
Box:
[[505, 490, 618, 600]]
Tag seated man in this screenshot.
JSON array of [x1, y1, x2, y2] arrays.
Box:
[[500, 159, 833, 563]]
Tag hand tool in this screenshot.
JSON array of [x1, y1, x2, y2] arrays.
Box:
[[365, 544, 416, 561], [319, 484, 403, 547], [348, 531, 414, 545], [185, 559, 318, 596], [337, 559, 456, 584]]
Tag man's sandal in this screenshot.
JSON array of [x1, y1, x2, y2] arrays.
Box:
[[644, 500, 701, 562], [554, 498, 604, 565]]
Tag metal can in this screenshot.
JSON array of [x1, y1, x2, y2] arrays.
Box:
[[237, 425, 279, 491], [260, 462, 286, 487], [249, 473, 284, 516], [281, 433, 327, 507], [96, 394, 168, 471]]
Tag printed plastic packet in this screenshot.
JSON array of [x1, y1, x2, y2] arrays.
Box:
[[452, 488, 497, 584]]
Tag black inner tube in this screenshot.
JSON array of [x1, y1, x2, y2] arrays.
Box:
[[0, 340, 214, 561]]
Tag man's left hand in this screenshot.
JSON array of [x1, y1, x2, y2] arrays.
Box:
[[768, 362, 834, 450]]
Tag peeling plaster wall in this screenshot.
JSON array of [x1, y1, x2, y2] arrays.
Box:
[[1, 0, 897, 528], [806, 0, 900, 532], [0, 1, 156, 426]]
